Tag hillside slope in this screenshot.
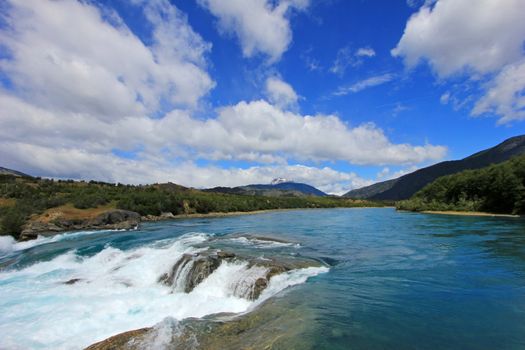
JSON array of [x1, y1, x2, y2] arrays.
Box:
[[344, 135, 525, 200], [0, 167, 31, 177]]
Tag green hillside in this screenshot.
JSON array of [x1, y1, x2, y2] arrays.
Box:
[[0, 172, 381, 239], [396, 155, 525, 215]]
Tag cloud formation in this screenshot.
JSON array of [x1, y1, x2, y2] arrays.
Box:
[[197, 0, 309, 62], [330, 46, 376, 76], [393, 0, 525, 123], [265, 77, 299, 109], [335, 73, 395, 95], [0, 0, 214, 117], [0, 0, 447, 193], [355, 47, 376, 58]]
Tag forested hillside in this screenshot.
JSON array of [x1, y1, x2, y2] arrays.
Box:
[[0, 174, 380, 238], [345, 135, 525, 200], [396, 155, 525, 215]]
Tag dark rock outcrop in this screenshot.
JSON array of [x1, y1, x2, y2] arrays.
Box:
[[142, 212, 176, 221], [159, 248, 321, 300], [20, 209, 140, 241], [158, 251, 233, 293]]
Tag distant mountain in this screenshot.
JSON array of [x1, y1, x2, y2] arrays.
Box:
[[344, 135, 525, 200], [205, 181, 327, 197], [0, 167, 31, 177]]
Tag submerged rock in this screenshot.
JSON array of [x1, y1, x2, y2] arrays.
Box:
[[85, 296, 319, 350], [62, 278, 83, 285], [85, 328, 150, 350]]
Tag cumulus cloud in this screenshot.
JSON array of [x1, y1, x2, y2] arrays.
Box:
[[355, 47, 376, 58], [0, 0, 447, 191], [0, 141, 370, 195], [393, 0, 525, 123], [265, 77, 298, 108], [197, 0, 309, 62], [0, 0, 214, 118], [392, 0, 525, 76], [176, 100, 446, 165], [0, 93, 446, 172], [334, 73, 394, 95], [472, 59, 525, 123]]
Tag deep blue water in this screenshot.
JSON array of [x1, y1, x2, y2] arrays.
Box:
[[1, 208, 525, 349]]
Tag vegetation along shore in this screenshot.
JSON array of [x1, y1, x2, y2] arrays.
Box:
[[0, 173, 385, 241]]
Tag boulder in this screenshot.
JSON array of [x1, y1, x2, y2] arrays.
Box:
[[159, 251, 235, 293]]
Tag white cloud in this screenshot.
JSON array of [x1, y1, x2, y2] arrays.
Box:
[[0, 0, 214, 118], [330, 46, 376, 76], [376, 165, 419, 181], [197, 0, 309, 62], [0, 0, 447, 191], [440, 92, 451, 105], [392, 102, 411, 116], [355, 47, 376, 58], [175, 100, 446, 165], [406, 0, 437, 9], [392, 0, 525, 76], [330, 47, 353, 76], [472, 59, 525, 123], [0, 141, 370, 195], [0, 93, 446, 170], [265, 77, 298, 108], [335, 73, 394, 95], [393, 0, 525, 123]]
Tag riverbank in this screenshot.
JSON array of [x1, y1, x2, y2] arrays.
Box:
[[141, 206, 388, 221], [141, 208, 294, 221], [15, 206, 389, 241], [421, 210, 521, 218]]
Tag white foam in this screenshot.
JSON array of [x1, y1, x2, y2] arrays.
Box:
[[0, 232, 327, 350], [227, 236, 300, 248], [0, 235, 16, 254], [0, 229, 138, 258]]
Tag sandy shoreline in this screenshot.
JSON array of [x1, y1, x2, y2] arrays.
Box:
[[421, 210, 521, 218]]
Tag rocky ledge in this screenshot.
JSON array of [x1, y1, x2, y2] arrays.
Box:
[[86, 250, 323, 350], [158, 249, 320, 301], [20, 209, 141, 241]]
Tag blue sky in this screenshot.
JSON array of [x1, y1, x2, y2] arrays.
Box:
[[0, 0, 524, 194]]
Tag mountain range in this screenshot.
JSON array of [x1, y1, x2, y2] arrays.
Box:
[[204, 180, 327, 197], [344, 135, 525, 200]]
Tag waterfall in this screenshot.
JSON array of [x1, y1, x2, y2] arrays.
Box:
[[172, 257, 194, 293], [230, 265, 269, 300], [160, 251, 277, 301]]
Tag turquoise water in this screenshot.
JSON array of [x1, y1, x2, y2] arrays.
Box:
[[1, 208, 525, 349]]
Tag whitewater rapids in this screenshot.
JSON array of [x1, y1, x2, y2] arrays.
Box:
[[0, 231, 327, 349]]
